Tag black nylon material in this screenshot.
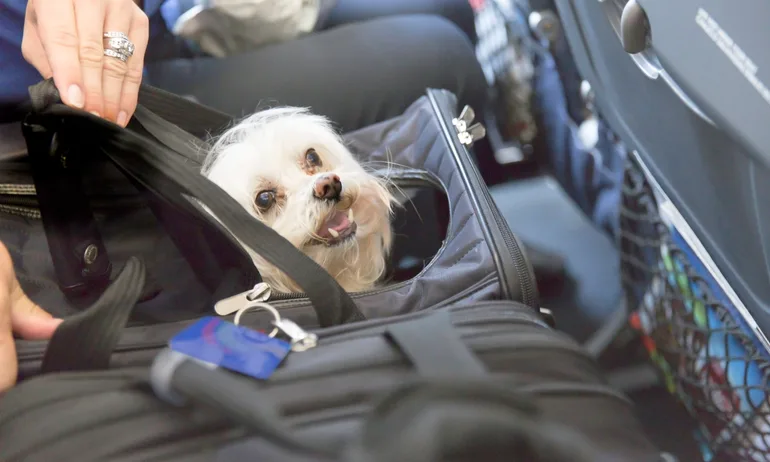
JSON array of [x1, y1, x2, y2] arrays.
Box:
[[136, 85, 232, 139]]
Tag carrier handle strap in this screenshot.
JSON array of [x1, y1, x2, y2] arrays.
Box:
[[41, 257, 146, 372], [385, 310, 487, 377], [136, 85, 232, 140], [27, 80, 364, 328]]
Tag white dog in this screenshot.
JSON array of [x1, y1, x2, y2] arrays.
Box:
[[202, 107, 396, 293]]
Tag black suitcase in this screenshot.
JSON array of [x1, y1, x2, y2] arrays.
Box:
[[0, 301, 661, 462], [554, 1, 770, 459], [1, 80, 545, 379]]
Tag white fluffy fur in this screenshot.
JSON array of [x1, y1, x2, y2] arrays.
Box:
[[202, 107, 396, 293]]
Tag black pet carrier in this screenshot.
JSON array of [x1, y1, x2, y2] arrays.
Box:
[[1, 80, 542, 377]]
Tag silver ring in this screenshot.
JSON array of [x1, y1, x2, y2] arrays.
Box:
[[103, 49, 128, 63], [233, 301, 280, 337], [103, 31, 134, 62]]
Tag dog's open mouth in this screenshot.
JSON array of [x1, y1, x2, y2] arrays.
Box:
[[315, 208, 357, 246]]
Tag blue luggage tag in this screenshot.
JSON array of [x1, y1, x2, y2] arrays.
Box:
[[169, 316, 291, 380]]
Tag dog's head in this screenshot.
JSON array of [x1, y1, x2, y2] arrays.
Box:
[[203, 108, 396, 293]]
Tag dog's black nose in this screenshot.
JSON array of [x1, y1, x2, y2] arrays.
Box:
[[313, 173, 342, 201]]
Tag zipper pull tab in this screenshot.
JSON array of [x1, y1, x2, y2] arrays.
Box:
[[458, 123, 487, 147], [273, 318, 318, 352], [459, 122, 487, 147], [214, 282, 272, 316], [452, 105, 486, 147], [453, 105, 476, 133]]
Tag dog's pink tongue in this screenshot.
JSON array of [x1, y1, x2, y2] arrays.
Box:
[[325, 210, 350, 232]]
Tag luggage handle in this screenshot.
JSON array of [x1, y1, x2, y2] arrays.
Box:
[[25, 79, 364, 328], [601, 0, 717, 126]]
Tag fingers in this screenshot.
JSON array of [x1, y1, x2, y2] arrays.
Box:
[[118, 6, 149, 127], [0, 241, 61, 392], [2, 242, 62, 340], [32, 0, 85, 110], [9, 288, 62, 340], [0, 241, 17, 392], [101, 0, 135, 125], [0, 289, 17, 393], [22, 0, 149, 126], [21, 5, 53, 79], [74, 0, 107, 117]]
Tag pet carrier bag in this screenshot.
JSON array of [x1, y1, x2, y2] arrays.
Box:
[[554, 0, 770, 459], [0, 300, 662, 462], [4, 79, 542, 379]]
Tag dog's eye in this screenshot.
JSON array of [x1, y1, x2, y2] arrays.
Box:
[[255, 190, 276, 210], [305, 149, 322, 167]]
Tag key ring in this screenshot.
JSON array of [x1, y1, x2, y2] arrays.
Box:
[[233, 301, 280, 337]]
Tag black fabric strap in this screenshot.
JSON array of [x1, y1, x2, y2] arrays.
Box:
[[132, 105, 209, 165], [27, 80, 364, 327], [386, 311, 486, 377], [137, 85, 232, 139], [22, 118, 112, 306], [41, 257, 146, 373]]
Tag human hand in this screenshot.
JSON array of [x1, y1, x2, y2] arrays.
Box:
[[0, 242, 62, 393], [21, 0, 149, 127]]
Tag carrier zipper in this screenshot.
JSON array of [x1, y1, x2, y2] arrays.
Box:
[[216, 271, 496, 319], [426, 90, 539, 310], [220, 93, 540, 313], [217, 278, 411, 311], [217, 95, 541, 311]]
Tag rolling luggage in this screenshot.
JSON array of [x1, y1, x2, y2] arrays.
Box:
[[0, 300, 661, 462], [553, 0, 770, 459], [3, 79, 543, 380]]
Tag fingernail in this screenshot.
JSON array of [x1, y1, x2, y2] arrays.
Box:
[[90, 111, 100, 118], [67, 85, 84, 108], [117, 111, 128, 127]]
